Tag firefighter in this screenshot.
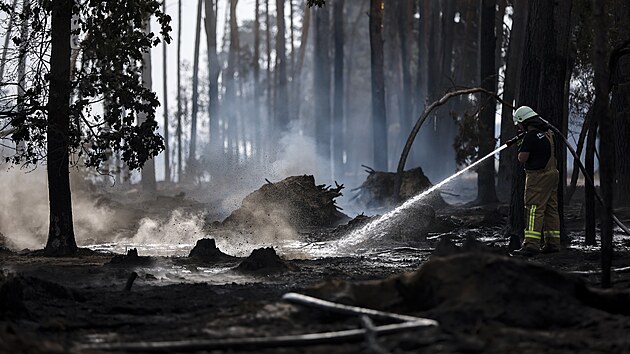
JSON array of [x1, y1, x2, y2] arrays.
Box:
[[512, 106, 561, 256]]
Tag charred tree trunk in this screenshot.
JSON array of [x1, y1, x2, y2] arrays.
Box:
[[497, 0, 528, 199], [204, 0, 221, 160], [162, 0, 171, 182], [45, 0, 77, 256], [612, 1, 630, 207], [332, 0, 345, 179], [140, 17, 157, 191], [592, 0, 613, 288], [176, 0, 183, 181], [369, 0, 387, 171], [314, 5, 332, 169], [225, 0, 240, 162], [476, 0, 498, 205], [566, 107, 593, 204], [538, 0, 572, 243], [275, 0, 289, 134], [585, 118, 598, 246], [293, 3, 310, 130], [397, 0, 413, 135], [253, 0, 261, 160], [265, 0, 273, 159], [188, 0, 203, 178]]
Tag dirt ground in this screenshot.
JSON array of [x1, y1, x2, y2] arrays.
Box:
[[2, 185, 630, 353]]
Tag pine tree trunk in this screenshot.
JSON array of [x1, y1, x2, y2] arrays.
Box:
[[0, 0, 18, 80], [225, 0, 240, 163], [275, 0, 289, 133], [265, 0, 273, 160], [140, 17, 157, 191], [162, 0, 171, 182], [45, 0, 77, 256], [612, 0, 630, 206], [176, 0, 183, 181], [592, 0, 613, 288], [204, 0, 221, 160], [584, 117, 598, 246], [332, 0, 345, 179], [314, 5, 332, 170], [477, 0, 498, 204], [188, 0, 203, 178], [497, 1, 528, 199], [397, 0, 413, 135], [369, 0, 387, 171], [253, 0, 261, 160]]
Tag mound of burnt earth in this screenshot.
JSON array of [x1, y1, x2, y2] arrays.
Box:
[[235, 247, 294, 273], [352, 166, 447, 209], [107, 248, 154, 267], [187, 238, 235, 263], [222, 175, 349, 229], [307, 253, 630, 330], [0, 273, 84, 319]]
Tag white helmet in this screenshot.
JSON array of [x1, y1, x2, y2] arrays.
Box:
[[513, 106, 538, 125]]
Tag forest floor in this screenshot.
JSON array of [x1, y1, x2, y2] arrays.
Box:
[[2, 182, 630, 353]]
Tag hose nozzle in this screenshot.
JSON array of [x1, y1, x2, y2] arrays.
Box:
[[504, 132, 526, 147]]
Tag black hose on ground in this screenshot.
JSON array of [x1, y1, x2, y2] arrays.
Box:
[[538, 118, 630, 235]]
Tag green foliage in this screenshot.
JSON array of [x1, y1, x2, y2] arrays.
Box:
[[1, 0, 171, 170]]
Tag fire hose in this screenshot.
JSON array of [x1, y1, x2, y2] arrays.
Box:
[[505, 120, 630, 235]]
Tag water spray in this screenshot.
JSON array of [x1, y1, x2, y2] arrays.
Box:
[[537, 118, 630, 235]]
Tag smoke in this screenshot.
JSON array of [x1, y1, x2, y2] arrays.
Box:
[[0, 166, 118, 250]]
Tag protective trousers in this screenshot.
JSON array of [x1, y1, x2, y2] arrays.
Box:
[[523, 131, 561, 249]]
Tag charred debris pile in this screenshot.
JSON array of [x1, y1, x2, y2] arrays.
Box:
[[221, 175, 350, 230]]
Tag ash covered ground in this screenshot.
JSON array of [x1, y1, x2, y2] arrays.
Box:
[[1, 174, 630, 354]]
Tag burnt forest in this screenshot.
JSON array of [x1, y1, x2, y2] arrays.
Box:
[[1, 0, 630, 353]]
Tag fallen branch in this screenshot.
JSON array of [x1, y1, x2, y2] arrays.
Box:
[[394, 87, 512, 200]]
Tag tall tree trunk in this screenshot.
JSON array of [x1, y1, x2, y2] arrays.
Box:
[[369, 0, 387, 171], [162, 0, 171, 182], [0, 0, 18, 80], [188, 0, 203, 179], [314, 5, 331, 171], [539, 0, 572, 244], [397, 0, 413, 136], [204, 0, 221, 160], [225, 0, 240, 162], [293, 1, 310, 133], [176, 0, 183, 181], [506, 0, 545, 245], [140, 17, 157, 191], [497, 0, 528, 199], [592, 0, 613, 288], [585, 117, 598, 245], [612, 0, 630, 206], [46, 0, 77, 256], [290, 0, 295, 73], [275, 0, 289, 134], [477, 0, 498, 204], [332, 0, 345, 179], [265, 0, 273, 160], [253, 0, 261, 160]]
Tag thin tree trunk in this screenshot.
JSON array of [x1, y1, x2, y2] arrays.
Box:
[[188, 0, 203, 179], [585, 118, 598, 246], [565, 107, 593, 204], [592, 0, 613, 288], [162, 0, 171, 182], [275, 0, 289, 133], [46, 0, 77, 256], [254, 0, 261, 160], [314, 5, 331, 171], [265, 0, 273, 160], [225, 0, 240, 162], [176, 0, 183, 181], [0, 0, 18, 80], [477, 0, 498, 204], [204, 0, 221, 160], [497, 0, 528, 199], [290, 0, 295, 73], [397, 0, 413, 136], [332, 0, 345, 179], [369, 0, 387, 172], [140, 17, 157, 191], [293, 2, 311, 126]]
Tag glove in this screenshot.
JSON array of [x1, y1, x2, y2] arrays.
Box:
[[504, 132, 525, 147]]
